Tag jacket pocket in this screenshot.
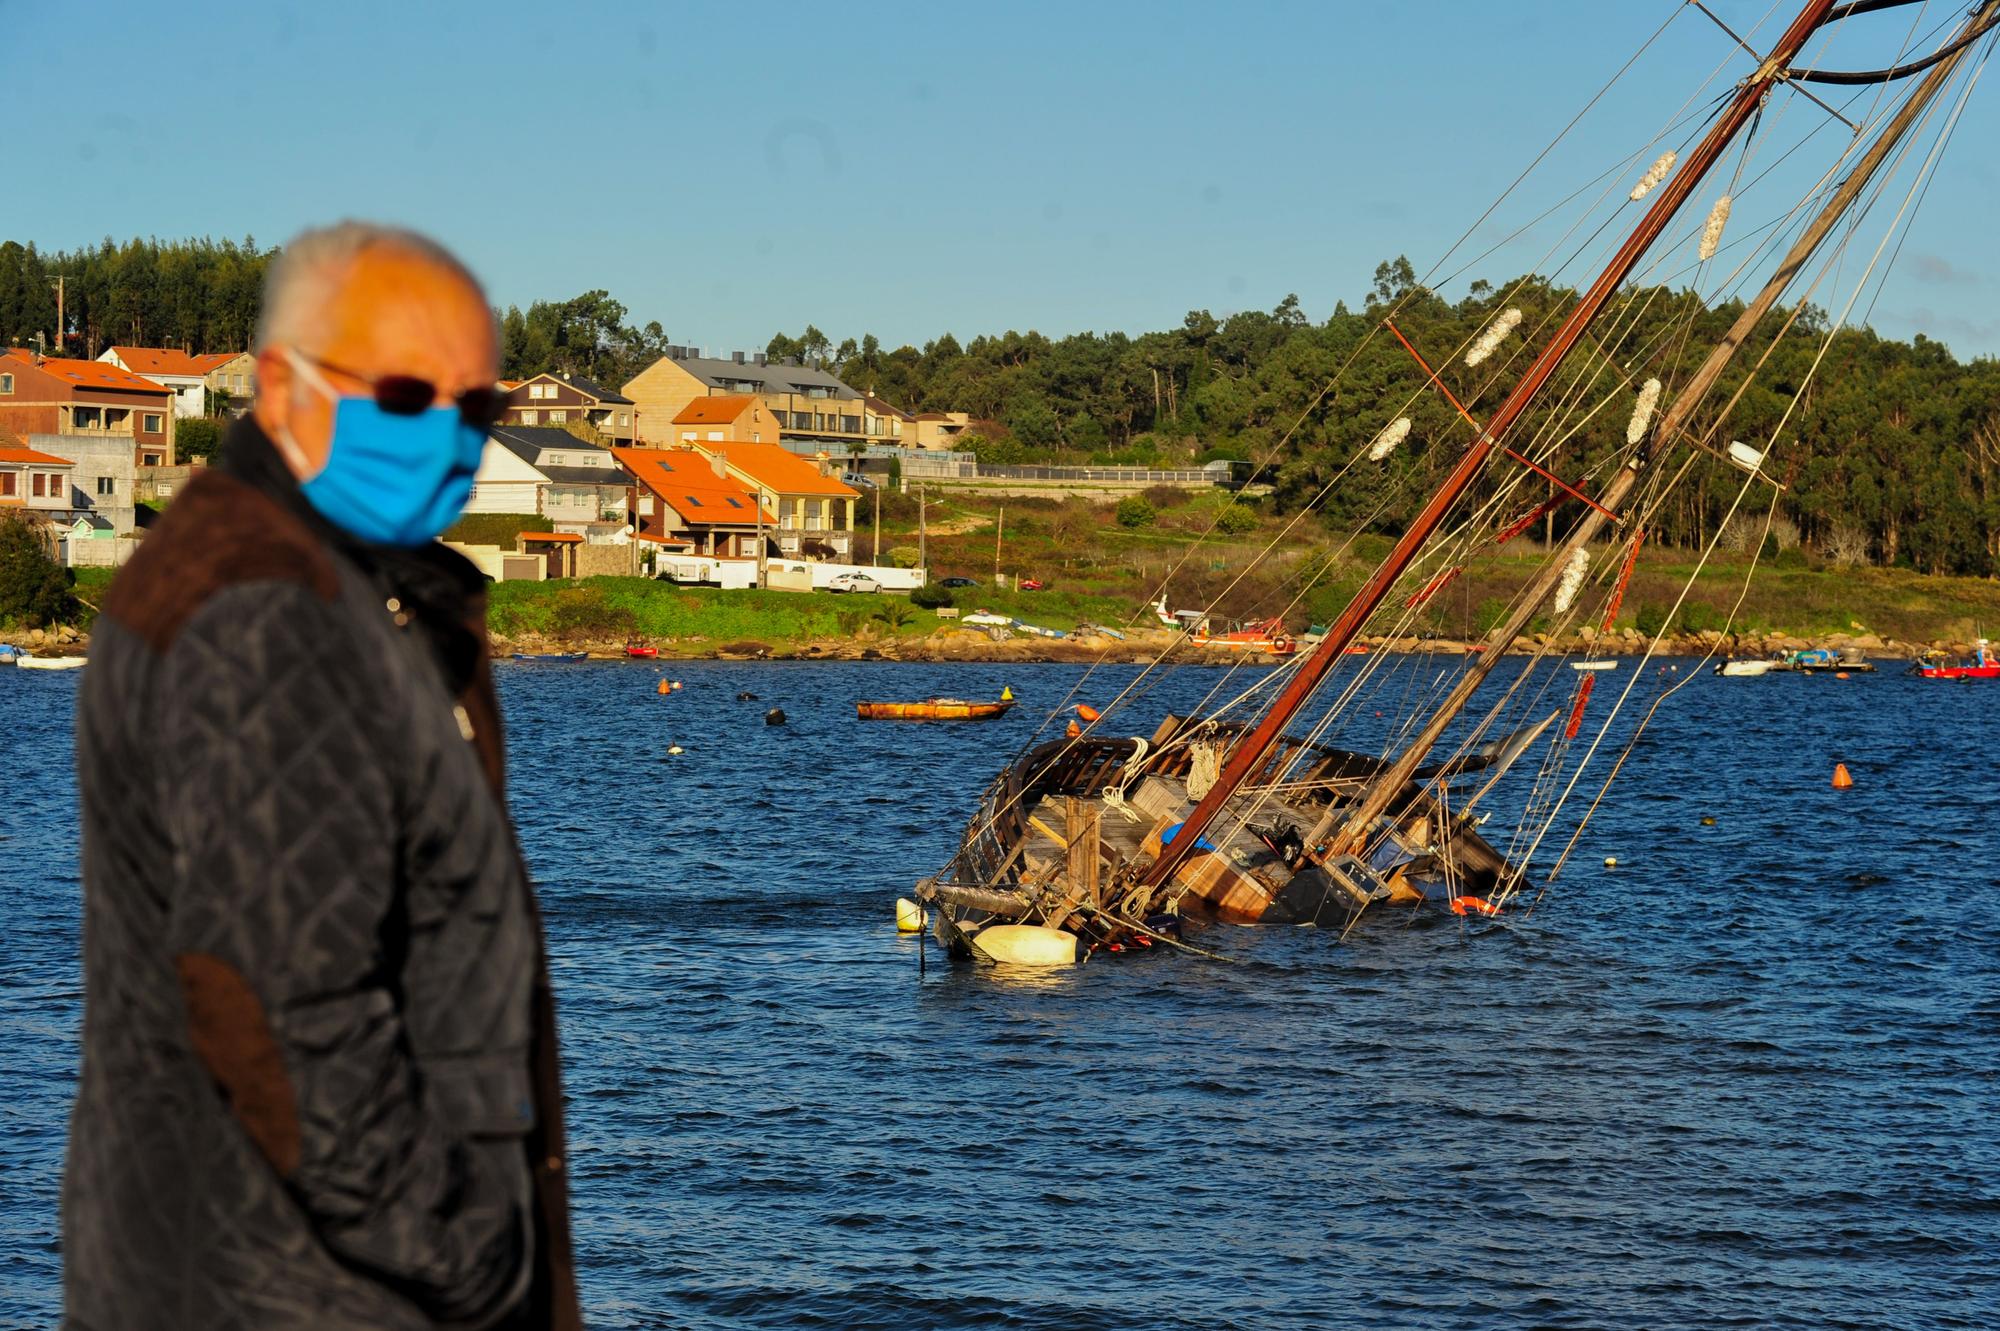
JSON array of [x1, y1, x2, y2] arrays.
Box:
[[422, 1050, 537, 1138]]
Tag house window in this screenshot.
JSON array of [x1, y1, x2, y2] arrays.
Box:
[[96, 476, 115, 496], [684, 494, 702, 508], [0, 473, 12, 495], [550, 454, 566, 465], [706, 430, 722, 441], [549, 410, 566, 423], [752, 432, 760, 443], [521, 410, 538, 425], [142, 453, 162, 466], [32, 473, 44, 497], [725, 496, 743, 509], [143, 413, 164, 433], [619, 413, 630, 427], [0, 373, 11, 393]]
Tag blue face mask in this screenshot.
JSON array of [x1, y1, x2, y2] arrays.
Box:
[[281, 350, 488, 547]]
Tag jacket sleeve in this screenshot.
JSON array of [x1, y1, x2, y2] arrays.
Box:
[[160, 581, 527, 1324]]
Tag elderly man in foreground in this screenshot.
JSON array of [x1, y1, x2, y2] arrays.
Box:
[[64, 222, 580, 1330]]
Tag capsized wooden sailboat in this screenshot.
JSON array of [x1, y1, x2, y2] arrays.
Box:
[[913, 0, 1997, 962]]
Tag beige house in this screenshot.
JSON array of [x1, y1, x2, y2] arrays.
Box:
[[669, 395, 784, 447], [201, 352, 256, 412], [912, 411, 977, 450], [623, 347, 870, 453], [683, 440, 860, 562]]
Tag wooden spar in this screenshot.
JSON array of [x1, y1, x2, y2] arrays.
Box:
[[1142, 0, 1837, 890], [1309, 0, 1997, 861]]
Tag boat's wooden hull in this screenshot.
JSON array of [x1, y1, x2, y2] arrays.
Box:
[[857, 700, 1017, 721]]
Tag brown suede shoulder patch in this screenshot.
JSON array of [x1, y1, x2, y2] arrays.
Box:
[[103, 472, 340, 655], [176, 952, 302, 1178]]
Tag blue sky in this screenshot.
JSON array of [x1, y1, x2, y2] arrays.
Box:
[[2, 1, 1995, 357]]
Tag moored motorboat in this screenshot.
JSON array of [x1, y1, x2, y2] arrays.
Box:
[[1716, 658, 1777, 677], [857, 698, 1018, 721], [511, 651, 590, 662], [624, 638, 659, 658], [17, 654, 86, 670]]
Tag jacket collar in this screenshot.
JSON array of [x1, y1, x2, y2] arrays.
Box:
[[218, 414, 491, 690]]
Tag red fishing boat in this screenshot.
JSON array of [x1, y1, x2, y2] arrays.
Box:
[[624, 639, 660, 659], [1912, 639, 1997, 679]]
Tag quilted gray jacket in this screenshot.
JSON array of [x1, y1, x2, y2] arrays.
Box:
[[64, 422, 579, 1329]]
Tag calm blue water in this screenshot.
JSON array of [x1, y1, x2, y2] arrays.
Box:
[[3, 657, 1996, 1329]]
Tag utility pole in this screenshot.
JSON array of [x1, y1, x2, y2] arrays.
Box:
[[993, 504, 1003, 587], [917, 483, 926, 572], [756, 486, 768, 589], [51, 275, 64, 353], [873, 484, 882, 566]]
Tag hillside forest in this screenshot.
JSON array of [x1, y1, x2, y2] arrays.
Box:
[[2, 239, 1996, 576]]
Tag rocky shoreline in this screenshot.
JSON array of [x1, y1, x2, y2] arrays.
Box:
[[488, 623, 1942, 666], [4, 621, 1951, 666]]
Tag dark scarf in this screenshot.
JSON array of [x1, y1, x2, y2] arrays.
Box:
[[218, 414, 488, 695]]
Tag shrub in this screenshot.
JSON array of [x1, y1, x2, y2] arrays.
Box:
[[1214, 504, 1257, 536], [874, 600, 916, 631], [910, 582, 954, 609], [887, 545, 922, 569], [1115, 496, 1157, 529], [1633, 602, 1669, 637], [175, 417, 224, 463], [0, 515, 78, 627], [548, 587, 637, 642]]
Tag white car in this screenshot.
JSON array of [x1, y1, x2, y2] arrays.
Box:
[[827, 572, 882, 594]]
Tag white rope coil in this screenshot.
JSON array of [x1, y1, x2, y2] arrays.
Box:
[[1626, 377, 1662, 445], [1186, 740, 1222, 801], [1464, 307, 1524, 366], [1553, 547, 1590, 614], [1698, 195, 1732, 260], [1367, 416, 1412, 461], [1629, 151, 1676, 201]]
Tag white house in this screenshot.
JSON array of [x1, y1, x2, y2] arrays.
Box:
[[465, 426, 631, 542], [97, 347, 241, 419]]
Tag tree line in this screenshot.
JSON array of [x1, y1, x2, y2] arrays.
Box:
[[4, 238, 1994, 574]]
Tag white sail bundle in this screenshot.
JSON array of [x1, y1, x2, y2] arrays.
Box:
[[1367, 416, 1412, 461], [1629, 151, 1677, 201], [1698, 195, 1732, 260], [1626, 377, 1663, 444], [1465, 307, 1524, 366], [1553, 547, 1590, 615]]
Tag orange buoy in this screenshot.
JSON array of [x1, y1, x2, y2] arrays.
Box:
[[656, 679, 671, 695], [1835, 671, 1850, 680], [1076, 703, 1101, 723], [1451, 895, 1501, 917], [1065, 720, 1082, 738], [1831, 762, 1854, 789]]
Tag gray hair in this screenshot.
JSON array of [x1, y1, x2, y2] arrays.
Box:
[[255, 220, 489, 352]]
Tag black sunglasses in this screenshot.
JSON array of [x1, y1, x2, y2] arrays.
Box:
[[298, 352, 509, 429]]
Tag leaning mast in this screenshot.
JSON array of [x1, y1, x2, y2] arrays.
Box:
[[1144, 0, 1840, 889], [1314, 0, 2000, 865]]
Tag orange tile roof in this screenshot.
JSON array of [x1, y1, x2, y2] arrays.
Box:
[[35, 356, 173, 395], [3, 348, 35, 363], [671, 394, 761, 425], [612, 448, 776, 526], [519, 531, 584, 543], [190, 352, 245, 373], [636, 531, 694, 546], [0, 446, 76, 466], [698, 441, 858, 498], [107, 346, 226, 377]]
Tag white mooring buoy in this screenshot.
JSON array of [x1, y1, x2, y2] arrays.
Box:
[[895, 898, 926, 933]]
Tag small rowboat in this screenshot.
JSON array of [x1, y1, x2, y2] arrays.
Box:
[[17, 654, 86, 670], [856, 698, 1018, 721], [624, 640, 659, 659], [511, 652, 589, 662]]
